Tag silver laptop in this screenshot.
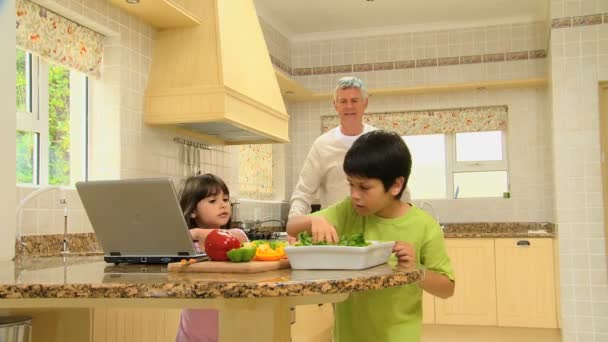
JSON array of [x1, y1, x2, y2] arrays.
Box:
[[75, 178, 206, 264]]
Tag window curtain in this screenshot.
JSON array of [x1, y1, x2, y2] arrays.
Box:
[[321, 105, 508, 135], [16, 0, 104, 78], [239, 145, 273, 200]]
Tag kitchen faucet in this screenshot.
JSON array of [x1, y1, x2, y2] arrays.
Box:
[[417, 201, 444, 230], [15, 186, 69, 254]]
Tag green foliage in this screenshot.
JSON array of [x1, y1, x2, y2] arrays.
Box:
[[16, 131, 34, 184], [16, 49, 26, 112], [48, 65, 70, 185], [16, 49, 72, 185]]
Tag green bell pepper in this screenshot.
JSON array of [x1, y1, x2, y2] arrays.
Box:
[[226, 245, 257, 262]]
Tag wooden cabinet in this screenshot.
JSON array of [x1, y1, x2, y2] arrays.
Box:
[[434, 239, 497, 325], [422, 291, 435, 324], [495, 238, 558, 328], [92, 308, 180, 342], [291, 304, 333, 342]]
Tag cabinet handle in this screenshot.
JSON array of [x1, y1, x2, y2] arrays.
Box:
[[516, 240, 531, 247]]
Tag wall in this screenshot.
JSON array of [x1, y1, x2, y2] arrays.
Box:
[[1, 0, 17, 260], [288, 87, 554, 223], [278, 21, 554, 223], [549, 1, 608, 340], [290, 22, 547, 92], [15, 1, 286, 239]]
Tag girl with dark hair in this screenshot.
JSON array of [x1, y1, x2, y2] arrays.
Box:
[[176, 173, 247, 342], [179, 173, 247, 244]]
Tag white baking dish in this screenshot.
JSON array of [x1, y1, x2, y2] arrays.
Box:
[[284, 241, 395, 270]]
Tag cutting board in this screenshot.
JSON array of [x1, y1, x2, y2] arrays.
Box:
[[168, 259, 290, 273]]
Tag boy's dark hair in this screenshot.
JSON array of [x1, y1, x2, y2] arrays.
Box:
[[343, 130, 412, 199], [179, 173, 232, 229]]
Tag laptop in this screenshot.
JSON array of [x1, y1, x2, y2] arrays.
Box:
[[75, 178, 206, 264]]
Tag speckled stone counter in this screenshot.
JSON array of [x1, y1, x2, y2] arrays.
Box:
[[0, 256, 421, 299], [15, 222, 555, 258], [15, 233, 102, 257], [442, 222, 555, 238], [2, 256, 421, 341]]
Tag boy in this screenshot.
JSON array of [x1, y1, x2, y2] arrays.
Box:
[[287, 130, 455, 342]]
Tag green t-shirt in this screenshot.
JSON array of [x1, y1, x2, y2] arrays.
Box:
[[311, 197, 455, 342]]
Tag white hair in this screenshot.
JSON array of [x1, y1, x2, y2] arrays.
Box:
[[334, 76, 368, 101]]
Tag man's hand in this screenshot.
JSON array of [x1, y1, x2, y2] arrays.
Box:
[[393, 241, 416, 268], [310, 216, 339, 244]]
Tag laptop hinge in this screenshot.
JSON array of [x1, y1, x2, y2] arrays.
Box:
[[110, 252, 121, 256], [178, 252, 189, 256]]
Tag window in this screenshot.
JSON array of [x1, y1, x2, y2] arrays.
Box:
[[403, 130, 508, 199], [16, 48, 88, 186]]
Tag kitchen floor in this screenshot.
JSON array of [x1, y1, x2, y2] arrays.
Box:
[[422, 325, 561, 342]]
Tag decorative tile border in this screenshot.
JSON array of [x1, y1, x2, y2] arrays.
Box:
[[271, 48, 547, 77], [551, 12, 607, 29]]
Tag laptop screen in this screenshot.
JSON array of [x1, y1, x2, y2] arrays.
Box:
[[76, 178, 200, 257]]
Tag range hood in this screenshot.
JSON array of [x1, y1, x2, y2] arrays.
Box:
[[142, 0, 289, 144]]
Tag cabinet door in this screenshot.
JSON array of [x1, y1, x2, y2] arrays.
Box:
[[495, 238, 557, 328], [435, 239, 497, 325], [92, 308, 181, 342], [422, 291, 435, 324], [291, 304, 333, 342]]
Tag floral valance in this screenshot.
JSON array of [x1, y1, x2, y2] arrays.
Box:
[[16, 0, 104, 78], [322, 105, 508, 135], [239, 145, 273, 200]]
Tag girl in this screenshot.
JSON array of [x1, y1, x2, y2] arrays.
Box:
[[176, 173, 248, 342]]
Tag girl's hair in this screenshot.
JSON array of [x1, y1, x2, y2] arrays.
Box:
[[179, 173, 232, 229]]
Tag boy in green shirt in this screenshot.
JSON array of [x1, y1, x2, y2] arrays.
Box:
[[287, 130, 455, 342]]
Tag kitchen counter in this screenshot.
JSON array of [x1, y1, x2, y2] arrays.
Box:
[[16, 222, 555, 258], [0, 255, 421, 342], [442, 222, 555, 238], [1, 255, 419, 299]]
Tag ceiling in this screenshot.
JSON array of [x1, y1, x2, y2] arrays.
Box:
[[253, 0, 548, 41]]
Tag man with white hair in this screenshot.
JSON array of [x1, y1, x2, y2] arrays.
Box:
[[289, 76, 410, 218]]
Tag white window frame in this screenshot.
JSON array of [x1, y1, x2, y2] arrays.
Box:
[[16, 51, 88, 186], [404, 131, 509, 199], [445, 131, 509, 199]]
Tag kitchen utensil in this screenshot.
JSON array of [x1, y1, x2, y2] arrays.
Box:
[[167, 259, 290, 273]]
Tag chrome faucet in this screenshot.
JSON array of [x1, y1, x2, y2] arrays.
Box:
[[15, 186, 68, 253], [417, 201, 444, 230]]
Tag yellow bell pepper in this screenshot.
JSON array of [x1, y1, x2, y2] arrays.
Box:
[[254, 243, 285, 261]]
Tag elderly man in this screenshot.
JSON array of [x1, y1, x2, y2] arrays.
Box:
[[289, 76, 411, 218]]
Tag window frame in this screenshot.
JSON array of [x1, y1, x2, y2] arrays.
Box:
[[446, 131, 509, 199], [16, 50, 89, 186], [404, 131, 509, 200]]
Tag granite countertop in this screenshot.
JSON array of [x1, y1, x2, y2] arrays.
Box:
[[0, 256, 421, 300], [442, 222, 555, 238]]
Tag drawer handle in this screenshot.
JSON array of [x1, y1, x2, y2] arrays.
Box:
[[517, 240, 531, 247]]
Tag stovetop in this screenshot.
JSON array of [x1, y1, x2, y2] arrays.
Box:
[[245, 229, 280, 241]]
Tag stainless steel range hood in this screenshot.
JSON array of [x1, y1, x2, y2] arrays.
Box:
[[143, 0, 289, 145]]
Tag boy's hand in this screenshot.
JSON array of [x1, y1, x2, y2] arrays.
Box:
[[393, 241, 416, 267], [310, 216, 339, 244]]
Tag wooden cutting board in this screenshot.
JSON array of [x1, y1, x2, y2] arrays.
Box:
[[168, 259, 290, 273]]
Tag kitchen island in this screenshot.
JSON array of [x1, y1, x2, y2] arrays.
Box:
[[0, 255, 421, 342]]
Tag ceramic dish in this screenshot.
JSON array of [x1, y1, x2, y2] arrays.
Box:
[[284, 241, 395, 270]]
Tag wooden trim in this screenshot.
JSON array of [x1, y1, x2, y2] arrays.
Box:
[[108, 0, 201, 29], [279, 77, 548, 102]]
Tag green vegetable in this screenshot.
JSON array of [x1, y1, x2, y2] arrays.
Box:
[[295, 232, 371, 247], [226, 245, 257, 262]]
